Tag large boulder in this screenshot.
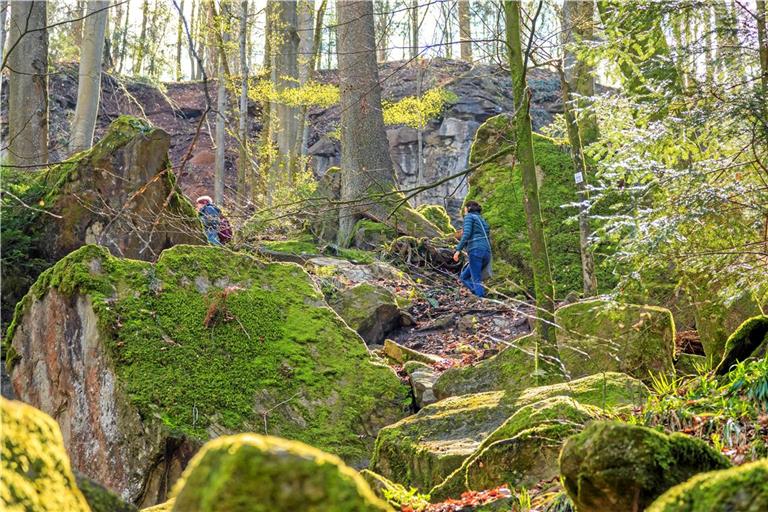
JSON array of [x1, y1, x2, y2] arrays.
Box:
[[432, 333, 564, 399], [6, 245, 409, 506], [416, 204, 454, 234], [370, 391, 512, 490], [0, 116, 202, 326], [170, 434, 391, 512], [560, 422, 731, 512], [330, 283, 402, 345], [647, 458, 768, 512], [76, 474, 138, 512], [1, 398, 90, 512], [715, 315, 768, 375], [466, 114, 616, 296], [430, 373, 648, 500], [555, 300, 676, 382]]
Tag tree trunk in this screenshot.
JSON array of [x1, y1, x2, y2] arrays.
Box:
[[118, 0, 130, 74], [6, 0, 48, 167], [110, 0, 123, 70], [176, 0, 185, 81], [758, 0, 768, 94], [297, 0, 326, 157], [188, 0, 197, 78], [270, 0, 300, 187], [374, 0, 391, 62], [458, 0, 472, 62], [238, 0, 250, 197], [504, 0, 556, 347], [409, 0, 418, 58], [1, 0, 8, 100], [69, 0, 108, 154], [215, 2, 231, 205], [72, 0, 85, 48], [133, 0, 149, 75]]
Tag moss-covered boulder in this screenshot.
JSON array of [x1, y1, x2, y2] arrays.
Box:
[[715, 315, 768, 375], [647, 458, 768, 512], [350, 220, 397, 250], [0, 397, 91, 512], [330, 283, 402, 345], [0, 116, 202, 327], [76, 474, 138, 512], [169, 434, 391, 512], [370, 391, 513, 490], [467, 114, 616, 296], [675, 353, 707, 376], [416, 204, 454, 234], [432, 333, 564, 399], [513, 371, 649, 410], [555, 300, 676, 382], [560, 422, 731, 512], [7, 245, 409, 505]]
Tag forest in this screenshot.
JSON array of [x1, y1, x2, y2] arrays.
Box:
[[0, 0, 767, 511]]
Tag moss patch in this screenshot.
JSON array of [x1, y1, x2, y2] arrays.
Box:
[[7, 244, 409, 464], [647, 458, 768, 512], [0, 398, 91, 512], [170, 434, 391, 512], [76, 474, 137, 512], [416, 205, 454, 234], [715, 315, 768, 375], [467, 114, 618, 297]]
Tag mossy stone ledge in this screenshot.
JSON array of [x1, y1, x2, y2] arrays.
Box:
[[715, 315, 768, 375], [7, 244, 409, 505]]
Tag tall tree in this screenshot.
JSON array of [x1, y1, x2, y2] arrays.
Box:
[[133, 0, 150, 75], [215, 1, 231, 205], [6, 0, 48, 167], [117, 0, 130, 74], [1, 0, 8, 100], [238, 0, 250, 196], [374, 0, 392, 62], [409, 0, 418, 58], [69, 0, 109, 154], [504, 0, 557, 347], [758, 0, 768, 94], [560, 0, 598, 296], [458, 0, 472, 61], [176, 0, 185, 81]]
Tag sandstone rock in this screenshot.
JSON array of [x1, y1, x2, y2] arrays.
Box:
[[416, 204, 454, 234], [360, 470, 430, 511], [647, 458, 768, 512], [715, 315, 768, 375], [370, 391, 512, 490], [409, 366, 439, 409], [7, 245, 409, 506], [432, 333, 563, 399], [330, 284, 402, 344], [1, 115, 202, 325], [306, 257, 411, 286], [555, 300, 676, 382], [350, 220, 397, 250], [76, 473, 138, 512], [675, 353, 707, 376], [170, 434, 391, 512], [383, 339, 443, 365], [0, 398, 90, 512], [560, 422, 731, 512]]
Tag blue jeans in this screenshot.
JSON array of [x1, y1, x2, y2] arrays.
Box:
[[205, 226, 222, 245], [460, 248, 491, 297]]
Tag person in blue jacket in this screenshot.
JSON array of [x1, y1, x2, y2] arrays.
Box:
[[453, 200, 492, 297], [195, 195, 222, 245]]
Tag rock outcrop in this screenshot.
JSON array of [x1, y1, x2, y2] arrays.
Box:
[[169, 434, 391, 512], [1, 397, 91, 512], [7, 245, 409, 506], [1, 116, 202, 325], [330, 283, 402, 345], [555, 300, 676, 382], [647, 458, 768, 512], [560, 422, 731, 512], [715, 315, 768, 375]]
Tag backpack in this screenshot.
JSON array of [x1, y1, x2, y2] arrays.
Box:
[[218, 214, 233, 244]]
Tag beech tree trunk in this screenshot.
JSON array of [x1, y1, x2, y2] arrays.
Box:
[[374, 0, 391, 62], [1, 0, 8, 100], [69, 0, 108, 154], [504, 0, 556, 347], [458, 0, 472, 62], [118, 0, 130, 74], [133, 0, 149, 75], [176, 0, 184, 81], [758, 0, 768, 94], [215, 2, 231, 205], [409, 0, 418, 58], [6, 0, 48, 167], [238, 0, 250, 197]]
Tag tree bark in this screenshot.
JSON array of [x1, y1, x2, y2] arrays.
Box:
[[458, 0, 472, 62], [409, 0, 418, 58], [176, 0, 185, 81], [188, 0, 197, 78], [1, 0, 8, 100], [6, 0, 48, 167], [238, 0, 250, 197], [758, 0, 768, 94], [118, 0, 130, 74], [69, 0, 108, 154], [215, 3, 231, 205], [133, 0, 149, 75], [504, 0, 556, 347], [374, 0, 391, 62]]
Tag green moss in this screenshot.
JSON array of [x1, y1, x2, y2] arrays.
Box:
[[514, 371, 649, 411], [170, 434, 391, 512], [1, 398, 91, 511], [261, 239, 320, 255], [560, 421, 731, 512], [7, 244, 409, 465], [349, 220, 397, 249], [646, 458, 768, 512], [467, 114, 618, 297], [554, 299, 676, 382], [76, 474, 138, 512], [416, 205, 453, 234], [715, 315, 768, 375]]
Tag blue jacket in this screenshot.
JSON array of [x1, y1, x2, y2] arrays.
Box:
[[456, 213, 491, 253]]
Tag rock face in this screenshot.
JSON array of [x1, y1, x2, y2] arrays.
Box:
[[647, 458, 768, 512], [75, 474, 138, 512], [715, 315, 768, 375], [555, 300, 676, 382], [560, 422, 731, 512], [433, 334, 563, 399], [1, 398, 91, 512], [1, 116, 202, 325], [330, 283, 402, 345], [170, 434, 391, 512], [7, 245, 409, 506]]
